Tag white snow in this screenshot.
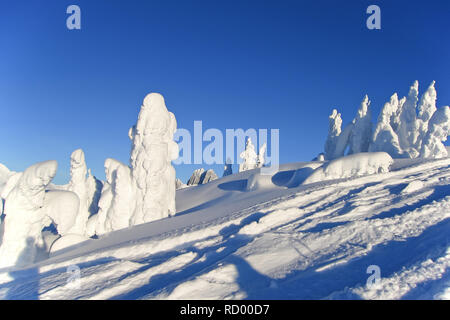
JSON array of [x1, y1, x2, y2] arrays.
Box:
[[416, 81, 438, 150], [420, 106, 450, 159], [1, 155, 449, 299], [239, 138, 258, 172], [1, 83, 450, 299], [397, 81, 420, 158], [257, 143, 267, 168], [0, 160, 58, 268], [401, 180, 424, 194], [66, 149, 95, 236], [49, 234, 89, 255], [369, 94, 403, 157], [349, 95, 372, 154], [324, 80, 449, 160], [324, 109, 342, 160], [129, 93, 178, 225], [303, 152, 393, 185]]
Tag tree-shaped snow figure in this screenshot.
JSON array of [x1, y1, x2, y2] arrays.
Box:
[[129, 93, 179, 224], [239, 138, 258, 172]]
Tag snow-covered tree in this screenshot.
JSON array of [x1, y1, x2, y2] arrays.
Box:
[[86, 169, 102, 217], [420, 106, 450, 159], [349, 95, 372, 154], [415, 81, 437, 151], [324, 109, 342, 160], [103, 160, 134, 232], [0, 161, 58, 267], [369, 93, 403, 158], [257, 143, 267, 168], [397, 81, 420, 158], [239, 138, 258, 172], [90, 158, 122, 236], [66, 149, 95, 236], [129, 93, 179, 225]]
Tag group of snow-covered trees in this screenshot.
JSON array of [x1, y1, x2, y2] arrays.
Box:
[[239, 138, 267, 172], [180, 137, 267, 188], [0, 93, 178, 268], [324, 81, 450, 160]]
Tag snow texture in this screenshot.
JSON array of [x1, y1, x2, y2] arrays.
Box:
[[303, 152, 393, 185], [2, 157, 449, 299]]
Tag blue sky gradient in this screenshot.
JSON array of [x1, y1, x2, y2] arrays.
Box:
[[1, 0, 449, 184]]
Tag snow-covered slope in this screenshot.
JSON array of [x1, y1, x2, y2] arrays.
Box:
[[0, 158, 449, 300]]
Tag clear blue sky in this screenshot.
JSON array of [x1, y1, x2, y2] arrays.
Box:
[[1, 0, 449, 184]]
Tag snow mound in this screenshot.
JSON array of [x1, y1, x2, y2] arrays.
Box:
[[303, 152, 393, 185], [401, 180, 424, 194], [49, 234, 89, 255], [246, 172, 274, 191], [285, 163, 323, 188]]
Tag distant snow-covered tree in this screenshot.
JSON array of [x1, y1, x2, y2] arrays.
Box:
[[257, 143, 267, 168], [239, 138, 258, 172]]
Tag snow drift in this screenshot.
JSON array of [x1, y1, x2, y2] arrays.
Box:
[[303, 152, 393, 185]]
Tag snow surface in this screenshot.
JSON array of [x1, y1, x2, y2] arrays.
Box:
[[1, 156, 449, 299], [303, 152, 393, 185]]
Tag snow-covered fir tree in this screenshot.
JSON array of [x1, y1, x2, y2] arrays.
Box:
[[239, 138, 258, 172]]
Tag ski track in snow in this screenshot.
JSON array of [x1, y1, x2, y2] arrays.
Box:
[[1, 158, 450, 299]]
